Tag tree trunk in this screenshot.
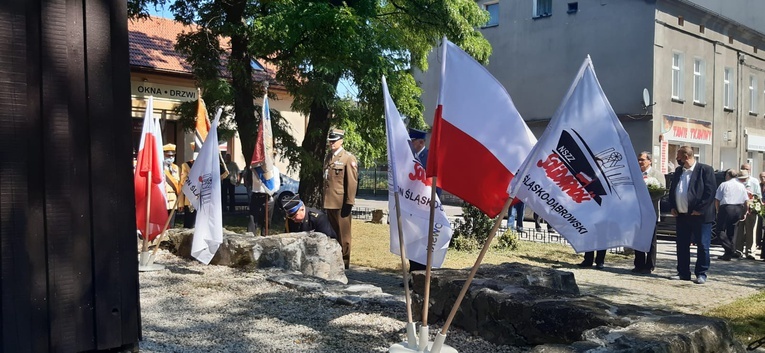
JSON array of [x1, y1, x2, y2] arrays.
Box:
[[298, 101, 334, 207], [298, 72, 342, 207], [224, 1, 257, 164]]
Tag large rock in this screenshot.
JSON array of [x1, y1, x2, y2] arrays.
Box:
[[164, 229, 347, 284], [412, 263, 743, 352]]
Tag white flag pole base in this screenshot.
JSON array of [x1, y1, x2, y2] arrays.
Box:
[[138, 251, 165, 272], [406, 322, 418, 347], [388, 332, 457, 353], [417, 325, 429, 351], [388, 322, 419, 352], [428, 332, 457, 353]]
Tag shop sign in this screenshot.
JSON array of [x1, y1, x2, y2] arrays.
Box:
[[661, 115, 712, 145], [131, 81, 197, 102], [747, 134, 765, 152]]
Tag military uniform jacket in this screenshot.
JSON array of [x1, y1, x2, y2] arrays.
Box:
[[164, 163, 180, 210], [323, 148, 358, 209], [286, 207, 337, 239]]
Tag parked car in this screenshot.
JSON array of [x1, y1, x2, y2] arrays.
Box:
[[234, 173, 299, 212]]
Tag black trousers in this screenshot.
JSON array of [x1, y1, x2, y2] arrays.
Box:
[[634, 224, 658, 270], [221, 181, 237, 212], [248, 193, 269, 235], [716, 204, 744, 256], [183, 206, 196, 228], [583, 250, 606, 265], [533, 213, 553, 231]]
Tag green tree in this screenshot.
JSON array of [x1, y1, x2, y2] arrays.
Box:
[[128, 0, 492, 206]]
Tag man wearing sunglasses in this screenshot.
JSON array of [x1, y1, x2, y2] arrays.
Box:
[[283, 195, 337, 240]]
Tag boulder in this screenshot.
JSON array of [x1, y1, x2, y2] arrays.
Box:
[[164, 229, 347, 283], [412, 262, 743, 352]]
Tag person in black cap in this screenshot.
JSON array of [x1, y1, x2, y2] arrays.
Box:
[[283, 195, 337, 239], [408, 128, 429, 167], [407, 127, 430, 272]]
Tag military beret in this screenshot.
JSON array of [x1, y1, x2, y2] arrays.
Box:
[[408, 128, 426, 140], [282, 194, 304, 216], [327, 128, 345, 141]]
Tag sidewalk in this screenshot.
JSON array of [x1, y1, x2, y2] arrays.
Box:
[[347, 237, 765, 316]]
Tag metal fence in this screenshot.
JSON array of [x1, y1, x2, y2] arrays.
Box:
[[357, 166, 388, 196]]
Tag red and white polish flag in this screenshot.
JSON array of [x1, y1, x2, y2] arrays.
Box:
[[426, 39, 536, 218], [134, 96, 169, 241]]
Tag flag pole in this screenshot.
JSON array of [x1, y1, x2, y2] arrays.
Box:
[[265, 195, 270, 236], [149, 198, 179, 260], [139, 169, 153, 267], [430, 197, 512, 353], [416, 175, 438, 351], [395, 190, 418, 346], [263, 80, 270, 237]]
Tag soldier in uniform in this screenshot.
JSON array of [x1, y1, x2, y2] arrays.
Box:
[[283, 195, 337, 239], [162, 143, 181, 227], [323, 128, 358, 269]]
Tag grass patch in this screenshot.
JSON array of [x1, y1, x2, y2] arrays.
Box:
[[706, 291, 765, 346], [350, 222, 630, 273]]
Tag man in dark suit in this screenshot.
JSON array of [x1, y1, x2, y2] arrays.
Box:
[[408, 128, 429, 272], [668, 146, 716, 284]]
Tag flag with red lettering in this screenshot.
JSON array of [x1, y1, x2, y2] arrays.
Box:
[[384, 76, 453, 267], [508, 57, 654, 252], [134, 96, 169, 241], [427, 38, 536, 217]]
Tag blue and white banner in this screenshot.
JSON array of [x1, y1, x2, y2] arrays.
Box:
[[383, 76, 453, 267], [509, 57, 654, 253]]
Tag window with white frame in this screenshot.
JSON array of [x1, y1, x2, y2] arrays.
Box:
[[671, 52, 684, 100], [693, 58, 705, 103], [484, 2, 499, 27], [724, 67, 733, 109], [533, 0, 552, 18], [750, 75, 758, 113]]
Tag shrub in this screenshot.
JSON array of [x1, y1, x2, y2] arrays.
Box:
[[451, 234, 480, 252], [451, 202, 496, 248], [495, 228, 519, 250]]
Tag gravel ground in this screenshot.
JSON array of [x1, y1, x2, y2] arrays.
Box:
[[139, 239, 765, 352], [138, 251, 527, 353]]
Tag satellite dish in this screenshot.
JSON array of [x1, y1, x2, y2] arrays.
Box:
[[642, 88, 651, 107]]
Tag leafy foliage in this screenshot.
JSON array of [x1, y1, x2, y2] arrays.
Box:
[[128, 0, 493, 206], [451, 202, 496, 247], [495, 229, 519, 250]]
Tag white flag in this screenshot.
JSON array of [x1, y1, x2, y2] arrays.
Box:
[[508, 57, 654, 253], [383, 76, 453, 267], [182, 109, 224, 264]]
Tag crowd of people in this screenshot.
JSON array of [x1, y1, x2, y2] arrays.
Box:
[[571, 145, 765, 285]]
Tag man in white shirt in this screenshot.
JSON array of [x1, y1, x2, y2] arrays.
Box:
[[735, 164, 761, 259], [668, 146, 716, 284], [715, 169, 749, 261]]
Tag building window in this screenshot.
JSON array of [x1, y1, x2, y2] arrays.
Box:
[[671, 52, 684, 100], [533, 0, 552, 18], [750, 75, 758, 113], [693, 58, 705, 103], [724, 67, 734, 109], [484, 2, 499, 27], [567, 2, 578, 13]]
